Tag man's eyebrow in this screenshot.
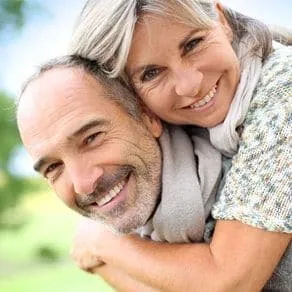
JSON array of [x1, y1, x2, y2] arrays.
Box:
[[33, 157, 49, 173], [70, 119, 108, 139], [178, 29, 199, 50], [33, 119, 108, 173]]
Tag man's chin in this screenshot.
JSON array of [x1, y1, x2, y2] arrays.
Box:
[[80, 204, 152, 234], [108, 220, 141, 235], [107, 213, 151, 235]]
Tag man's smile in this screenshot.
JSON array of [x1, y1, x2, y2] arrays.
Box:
[[95, 179, 126, 207]]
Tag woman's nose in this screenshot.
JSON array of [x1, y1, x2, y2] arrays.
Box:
[[173, 66, 203, 97]]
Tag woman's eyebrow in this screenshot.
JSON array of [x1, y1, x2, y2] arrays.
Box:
[[129, 64, 156, 78], [178, 29, 200, 50], [129, 29, 200, 78]]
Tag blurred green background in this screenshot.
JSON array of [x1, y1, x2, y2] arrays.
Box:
[[0, 1, 112, 291], [1, 1, 291, 292], [0, 185, 114, 292]]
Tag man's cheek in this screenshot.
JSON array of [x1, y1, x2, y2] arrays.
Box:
[[53, 179, 76, 209]]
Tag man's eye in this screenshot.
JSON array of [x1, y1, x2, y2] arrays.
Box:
[[141, 67, 162, 82], [44, 162, 62, 178], [183, 37, 203, 54], [84, 132, 104, 146]]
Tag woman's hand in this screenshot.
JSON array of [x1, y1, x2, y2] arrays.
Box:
[[71, 216, 116, 272]]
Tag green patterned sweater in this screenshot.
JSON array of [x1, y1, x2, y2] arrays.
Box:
[[212, 45, 292, 233]]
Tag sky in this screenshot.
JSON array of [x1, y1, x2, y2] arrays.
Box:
[[0, 0, 86, 96], [1, 0, 291, 176]]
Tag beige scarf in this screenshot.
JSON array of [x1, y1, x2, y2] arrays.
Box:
[[208, 42, 263, 157], [137, 124, 222, 243]]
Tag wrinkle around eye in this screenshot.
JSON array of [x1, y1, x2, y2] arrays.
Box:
[[134, 67, 168, 92], [183, 37, 204, 55], [134, 78, 160, 101], [141, 67, 164, 82]]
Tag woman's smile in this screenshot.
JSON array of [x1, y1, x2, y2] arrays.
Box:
[[127, 13, 240, 127], [181, 83, 218, 111]]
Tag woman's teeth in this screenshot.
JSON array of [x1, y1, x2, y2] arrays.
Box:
[[96, 180, 126, 207], [190, 84, 217, 109]]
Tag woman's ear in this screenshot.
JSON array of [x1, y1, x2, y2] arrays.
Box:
[[141, 106, 163, 138], [215, 2, 233, 42]]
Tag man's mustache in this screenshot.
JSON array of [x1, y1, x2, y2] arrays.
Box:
[[75, 165, 134, 207]]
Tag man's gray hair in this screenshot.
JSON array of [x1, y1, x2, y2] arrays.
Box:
[[69, 0, 288, 79], [18, 55, 142, 120]]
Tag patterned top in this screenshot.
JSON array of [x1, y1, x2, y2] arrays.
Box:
[[212, 46, 292, 233]]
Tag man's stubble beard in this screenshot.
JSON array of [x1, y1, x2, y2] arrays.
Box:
[[89, 167, 161, 234]]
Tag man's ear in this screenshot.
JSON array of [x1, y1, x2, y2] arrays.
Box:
[[141, 106, 162, 138], [215, 2, 233, 42]]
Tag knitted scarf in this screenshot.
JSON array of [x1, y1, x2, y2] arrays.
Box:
[[136, 124, 222, 243]]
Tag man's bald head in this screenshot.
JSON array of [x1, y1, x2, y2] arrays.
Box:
[[17, 55, 142, 122]]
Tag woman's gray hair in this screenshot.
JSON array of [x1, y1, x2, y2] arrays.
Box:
[[70, 0, 286, 79]]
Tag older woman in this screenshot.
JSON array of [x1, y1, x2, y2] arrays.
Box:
[[70, 1, 291, 291]]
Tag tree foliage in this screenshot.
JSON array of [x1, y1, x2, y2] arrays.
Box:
[[0, 0, 27, 31], [0, 91, 26, 220], [0, 0, 40, 228]]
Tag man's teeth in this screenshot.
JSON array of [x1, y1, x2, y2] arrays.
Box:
[[96, 180, 125, 207], [190, 85, 217, 109]]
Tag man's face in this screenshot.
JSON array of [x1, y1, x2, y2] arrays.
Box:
[[17, 68, 162, 233]]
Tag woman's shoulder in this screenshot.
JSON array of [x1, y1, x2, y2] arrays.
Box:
[[263, 44, 292, 72], [258, 44, 292, 93], [247, 45, 291, 120], [211, 45, 291, 233]]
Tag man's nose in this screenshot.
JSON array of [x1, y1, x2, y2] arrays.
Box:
[[68, 161, 104, 195], [173, 66, 203, 97]]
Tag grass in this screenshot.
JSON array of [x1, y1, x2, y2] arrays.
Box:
[[0, 186, 114, 292], [0, 264, 113, 292]]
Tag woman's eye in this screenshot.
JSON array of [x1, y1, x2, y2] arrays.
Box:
[[141, 67, 162, 82], [183, 37, 203, 54]]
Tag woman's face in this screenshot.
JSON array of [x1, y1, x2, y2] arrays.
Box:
[[126, 10, 240, 127]]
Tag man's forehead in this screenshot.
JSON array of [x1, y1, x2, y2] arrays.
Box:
[[23, 68, 103, 101], [17, 67, 119, 155], [18, 67, 110, 119]]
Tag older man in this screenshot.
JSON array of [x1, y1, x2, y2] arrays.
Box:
[[18, 61, 163, 235], [17, 55, 290, 292]]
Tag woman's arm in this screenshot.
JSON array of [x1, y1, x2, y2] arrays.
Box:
[[102, 221, 290, 292], [73, 219, 290, 292], [92, 264, 161, 292], [71, 217, 160, 291]]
